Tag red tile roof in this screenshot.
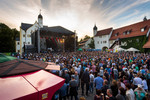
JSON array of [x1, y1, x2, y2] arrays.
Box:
[[95, 28, 112, 36], [110, 19, 150, 40]]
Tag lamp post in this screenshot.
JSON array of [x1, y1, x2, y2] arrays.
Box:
[[74, 30, 76, 52]]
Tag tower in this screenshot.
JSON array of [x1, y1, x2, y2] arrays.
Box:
[[93, 24, 97, 36], [38, 10, 43, 28]]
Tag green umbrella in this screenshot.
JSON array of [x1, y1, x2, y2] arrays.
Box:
[[0, 53, 17, 63], [78, 48, 83, 51]]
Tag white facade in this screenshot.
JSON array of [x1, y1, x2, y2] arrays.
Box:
[[94, 35, 110, 50], [20, 21, 41, 54], [94, 29, 113, 50], [19, 12, 43, 55]]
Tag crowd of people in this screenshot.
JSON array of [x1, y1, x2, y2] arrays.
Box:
[[21, 51, 150, 100]]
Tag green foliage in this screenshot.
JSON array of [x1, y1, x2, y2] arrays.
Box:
[[120, 36, 147, 52], [0, 23, 19, 52], [80, 35, 90, 42], [84, 35, 90, 40], [88, 37, 95, 49]]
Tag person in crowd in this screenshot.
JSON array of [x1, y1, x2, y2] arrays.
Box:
[[141, 76, 148, 91], [101, 80, 109, 100], [69, 75, 78, 100], [110, 80, 118, 97], [74, 71, 80, 90], [106, 89, 116, 100], [125, 83, 135, 100], [81, 68, 90, 96], [59, 83, 67, 100], [146, 70, 150, 91], [94, 89, 104, 100], [113, 66, 118, 80], [94, 73, 104, 94], [89, 71, 94, 93], [99, 67, 104, 77], [104, 70, 110, 84], [134, 84, 146, 100], [117, 78, 126, 89], [132, 73, 142, 90], [116, 87, 125, 100]]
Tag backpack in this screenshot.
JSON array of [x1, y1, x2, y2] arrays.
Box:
[[91, 75, 94, 82]]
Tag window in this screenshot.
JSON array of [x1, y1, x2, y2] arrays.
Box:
[[136, 39, 139, 42], [141, 28, 144, 32], [141, 26, 147, 32], [23, 34, 25, 37], [17, 42, 19, 45], [103, 35, 106, 38], [28, 42, 30, 44], [97, 41, 99, 44], [99, 36, 102, 38], [101, 41, 102, 44], [123, 31, 127, 35], [115, 33, 119, 36], [103, 41, 107, 43]]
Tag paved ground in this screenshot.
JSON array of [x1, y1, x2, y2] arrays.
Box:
[[77, 86, 96, 100]]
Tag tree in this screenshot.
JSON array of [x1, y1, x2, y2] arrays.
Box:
[[83, 35, 90, 40], [88, 37, 95, 49], [0, 23, 19, 52]]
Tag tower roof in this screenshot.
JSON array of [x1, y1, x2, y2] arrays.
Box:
[[38, 14, 43, 19], [93, 25, 97, 30]]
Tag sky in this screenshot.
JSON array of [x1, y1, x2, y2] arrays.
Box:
[[0, 0, 150, 40]]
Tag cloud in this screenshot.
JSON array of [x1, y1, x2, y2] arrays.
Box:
[[0, 0, 150, 40]]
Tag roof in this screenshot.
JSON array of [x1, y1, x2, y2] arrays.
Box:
[[41, 26, 74, 35], [21, 23, 74, 35], [0, 59, 48, 77], [95, 28, 112, 36], [110, 19, 150, 40], [38, 14, 43, 19], [0, 54, 17, 63], [21, 23, 33, 31], [93, 25, 97, 30]]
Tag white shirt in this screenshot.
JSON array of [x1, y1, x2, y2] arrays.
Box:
[[90, 74, 94, 83], [126, 89, 135, 100], [120, 82, 126, 89], [142, 80, 148, 90], [133, 77, 142, 86]]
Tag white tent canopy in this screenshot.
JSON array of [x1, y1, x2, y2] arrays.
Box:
[[117, 47, 126, 51], [126, 47, 140, 51], [114, 47, 126, 52]]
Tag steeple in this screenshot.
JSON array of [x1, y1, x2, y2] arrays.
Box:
[[93, 24, 97, 30], [93, 24, 97, 36], [38, 9, 43, 28]]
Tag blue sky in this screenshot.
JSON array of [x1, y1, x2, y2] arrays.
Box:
[[0, 0, 150, 40]]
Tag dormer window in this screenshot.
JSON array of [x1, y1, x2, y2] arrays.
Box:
[[123, 32, 126, 35], [115, 32, 119, 36], [141, 26, 147, 32], [127, 29, 132, 34], [141, 28, 144, 32]]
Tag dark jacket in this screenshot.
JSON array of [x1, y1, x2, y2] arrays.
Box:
[[81, 71, 90, 83]]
